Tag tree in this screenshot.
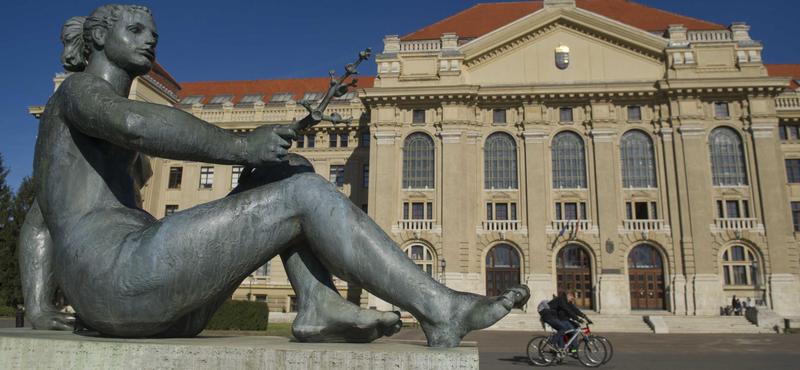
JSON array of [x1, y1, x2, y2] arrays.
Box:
[[0, 153, 18, 307]]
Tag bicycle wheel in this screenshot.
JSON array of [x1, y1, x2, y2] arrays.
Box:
[[577, 337, 608, 367], [592, 335, 613, 364], [526, 336, 553, 366], [539, 337, 562, 365]]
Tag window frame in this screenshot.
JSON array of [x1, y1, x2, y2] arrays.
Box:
[[199, 166, 214, 189]]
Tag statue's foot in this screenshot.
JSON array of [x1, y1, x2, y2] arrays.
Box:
[[419, 285, 530, 347], [292, 298, 401, 343]]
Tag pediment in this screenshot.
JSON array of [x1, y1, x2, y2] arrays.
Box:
[[461, 6, 668, 67], [459, 6, 669, 85]]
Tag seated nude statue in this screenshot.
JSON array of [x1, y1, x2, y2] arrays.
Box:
[[20, 4, 528, 347]]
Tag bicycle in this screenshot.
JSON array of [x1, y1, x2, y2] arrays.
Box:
[[527, 320, 610, 367]]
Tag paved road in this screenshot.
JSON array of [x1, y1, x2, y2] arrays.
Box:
[[392, 328, 800, 370]]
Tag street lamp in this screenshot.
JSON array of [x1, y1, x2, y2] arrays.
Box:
[[440, 259, 447, 284]]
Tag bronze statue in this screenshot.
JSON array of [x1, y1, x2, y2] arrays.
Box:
[[20, 4, 528, 347]]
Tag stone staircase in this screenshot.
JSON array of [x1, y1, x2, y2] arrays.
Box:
[[486, 311, 651, 333], [654, 315, 773, 334]]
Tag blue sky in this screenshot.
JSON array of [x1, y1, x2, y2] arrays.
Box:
[[0, 0, 797, 191]]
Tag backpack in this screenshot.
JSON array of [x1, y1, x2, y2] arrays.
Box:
[[537, 299, 550, 313]]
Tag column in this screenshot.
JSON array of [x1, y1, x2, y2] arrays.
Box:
[[523, 129, 554, 307]]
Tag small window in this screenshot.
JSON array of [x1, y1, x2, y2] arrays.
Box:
[[296, 134, 305, 148], [237, 94, 263, 105], [306, 134, 316, 148], [403, 202, 433, 220], [714, 102, 730, 119], [412, 109, 426, 124], [165, 204, 178, 216], [360, 131, 370, 148], [335, 91, 356, 101], [301, 92, 324, 102], [362, 164, 369, 188], [329, 133, 338, 148], [168, 167, 183, 189], [492, 109, 507, 124], [231, 165, 244, 188], [787, 159, 800, 183], [339, 133, 349, 148], [555, 202, 586, 220], [559, 107, 574, 123], [199, 166, 214, 189], [180, 95, 204, 105], [779, 125, 787, 141], [207, 95, 233, 105], [329, 165, 345, 187], [627, 106, 642, 121], [269, 92, 293, 103]]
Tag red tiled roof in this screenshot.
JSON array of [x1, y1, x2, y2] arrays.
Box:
[[178, 76, 375, 104], [766, 64, 800, 90], [401, 0, 725, 41]]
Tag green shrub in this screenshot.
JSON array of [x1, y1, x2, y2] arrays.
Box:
[[0, 306, 16, 317], [206, 300, 269, 331]]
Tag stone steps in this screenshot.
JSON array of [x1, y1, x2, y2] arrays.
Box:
[[657, 315, 773, 334], [485, 312, 652, 333]]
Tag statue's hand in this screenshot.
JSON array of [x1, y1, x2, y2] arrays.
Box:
[[245, 125, 297, 166], [28, 309, 75, 331]]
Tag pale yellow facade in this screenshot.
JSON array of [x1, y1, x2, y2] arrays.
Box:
[[40, 1, 800, 317]]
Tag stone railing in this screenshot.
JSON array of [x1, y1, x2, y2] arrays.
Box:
[[397, 219, 435, 231], [622, 219, 667, 232], [713, 218, 759, 230], [191, 103, 364, 124], [776, 96, 800, 110], [400, 40, 441, 52], [687, 30, 733, 43], [481, 220, 521, 232], [550, 219, 593, 233]]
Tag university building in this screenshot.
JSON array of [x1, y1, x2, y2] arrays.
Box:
[[31, 0, 800, 318]]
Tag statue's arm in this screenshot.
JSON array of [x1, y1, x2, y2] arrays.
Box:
[[60, 74, 249, 165], [19, 199, 74, 330]]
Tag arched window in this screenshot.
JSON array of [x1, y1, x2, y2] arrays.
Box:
[[405, 243, 435, 276], [620, 131, 656, 188], [403, 133, 435, 189], [709, 127, 748, 186], [484, 133, 518, 189], [721, 245, 760, 286], [628, 245, 663, 269], [552, 132, 586, 189]]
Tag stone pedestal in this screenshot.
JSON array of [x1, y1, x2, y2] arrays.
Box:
[[598, 274, 630, 314], [670, 274, 687, 315], [0, 329, 478, 370], [769, 273, 800, 316], [690, 274, 723, 315]]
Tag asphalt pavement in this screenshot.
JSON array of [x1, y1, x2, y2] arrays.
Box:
[[392, 328, 800, 370]]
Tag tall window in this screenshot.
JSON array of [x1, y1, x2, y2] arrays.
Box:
[[339, 133, 349, 148], [306, 133, 316, 148], [620, 131, 656, 188], [405, 244, 435, 276], [296, 134, 305, 148], [403, 133, 435, 189], [168, 167, 183, 189], [199, 166, 214, 189], [709, 127, 748, 186], [360, 131, 370, 148], [484, 133, 518, 189], [722, 245, 759, 286], [329, 165, 345, 187], [786, 159, 800, 183], [362, 164, 369, 188], [792, 202, 800, 232], [329, 133, 338, 148], [552, 131, 586, 188], [231, 165, 244, 188]]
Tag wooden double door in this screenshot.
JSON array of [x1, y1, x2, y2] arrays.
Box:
[[556, 244, 593, 309], [628, 244, 666, 310], [486, 244, 521, 297]]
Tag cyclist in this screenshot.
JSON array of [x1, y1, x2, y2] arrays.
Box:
[[538, 291, 592, 350]]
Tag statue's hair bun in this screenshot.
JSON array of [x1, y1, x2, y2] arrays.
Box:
[[61, 16, 88, 72]]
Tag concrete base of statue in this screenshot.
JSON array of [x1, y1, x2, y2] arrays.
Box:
[[0, 328, 478, 370]]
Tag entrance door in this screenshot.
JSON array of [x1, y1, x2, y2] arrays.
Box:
[[556, 244, 593, 309], [486, 244, 521, 297], [628, 244, 666, 310]]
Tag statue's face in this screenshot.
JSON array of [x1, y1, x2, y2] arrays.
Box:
[[103, 10, 158, 76]]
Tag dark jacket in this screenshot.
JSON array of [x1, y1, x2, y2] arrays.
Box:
[[541, 293, 587, 323]]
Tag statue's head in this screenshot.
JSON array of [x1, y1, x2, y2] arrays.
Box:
[[61, 4, 156, 76]]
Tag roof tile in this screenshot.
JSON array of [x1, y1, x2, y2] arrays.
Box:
[[178, 76, 375, 105], [766, 64, 800, 90]]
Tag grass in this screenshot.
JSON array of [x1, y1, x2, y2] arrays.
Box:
[[201, 322, 294, 338]]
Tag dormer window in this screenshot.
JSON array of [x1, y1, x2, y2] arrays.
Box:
[[207, 95, 233, 105], [180, 95, 204, 105], [335, 91, 356, 101], [301, 92, 324, 102], [237, 94, 263, 105], [269, 92, 293, 103]]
